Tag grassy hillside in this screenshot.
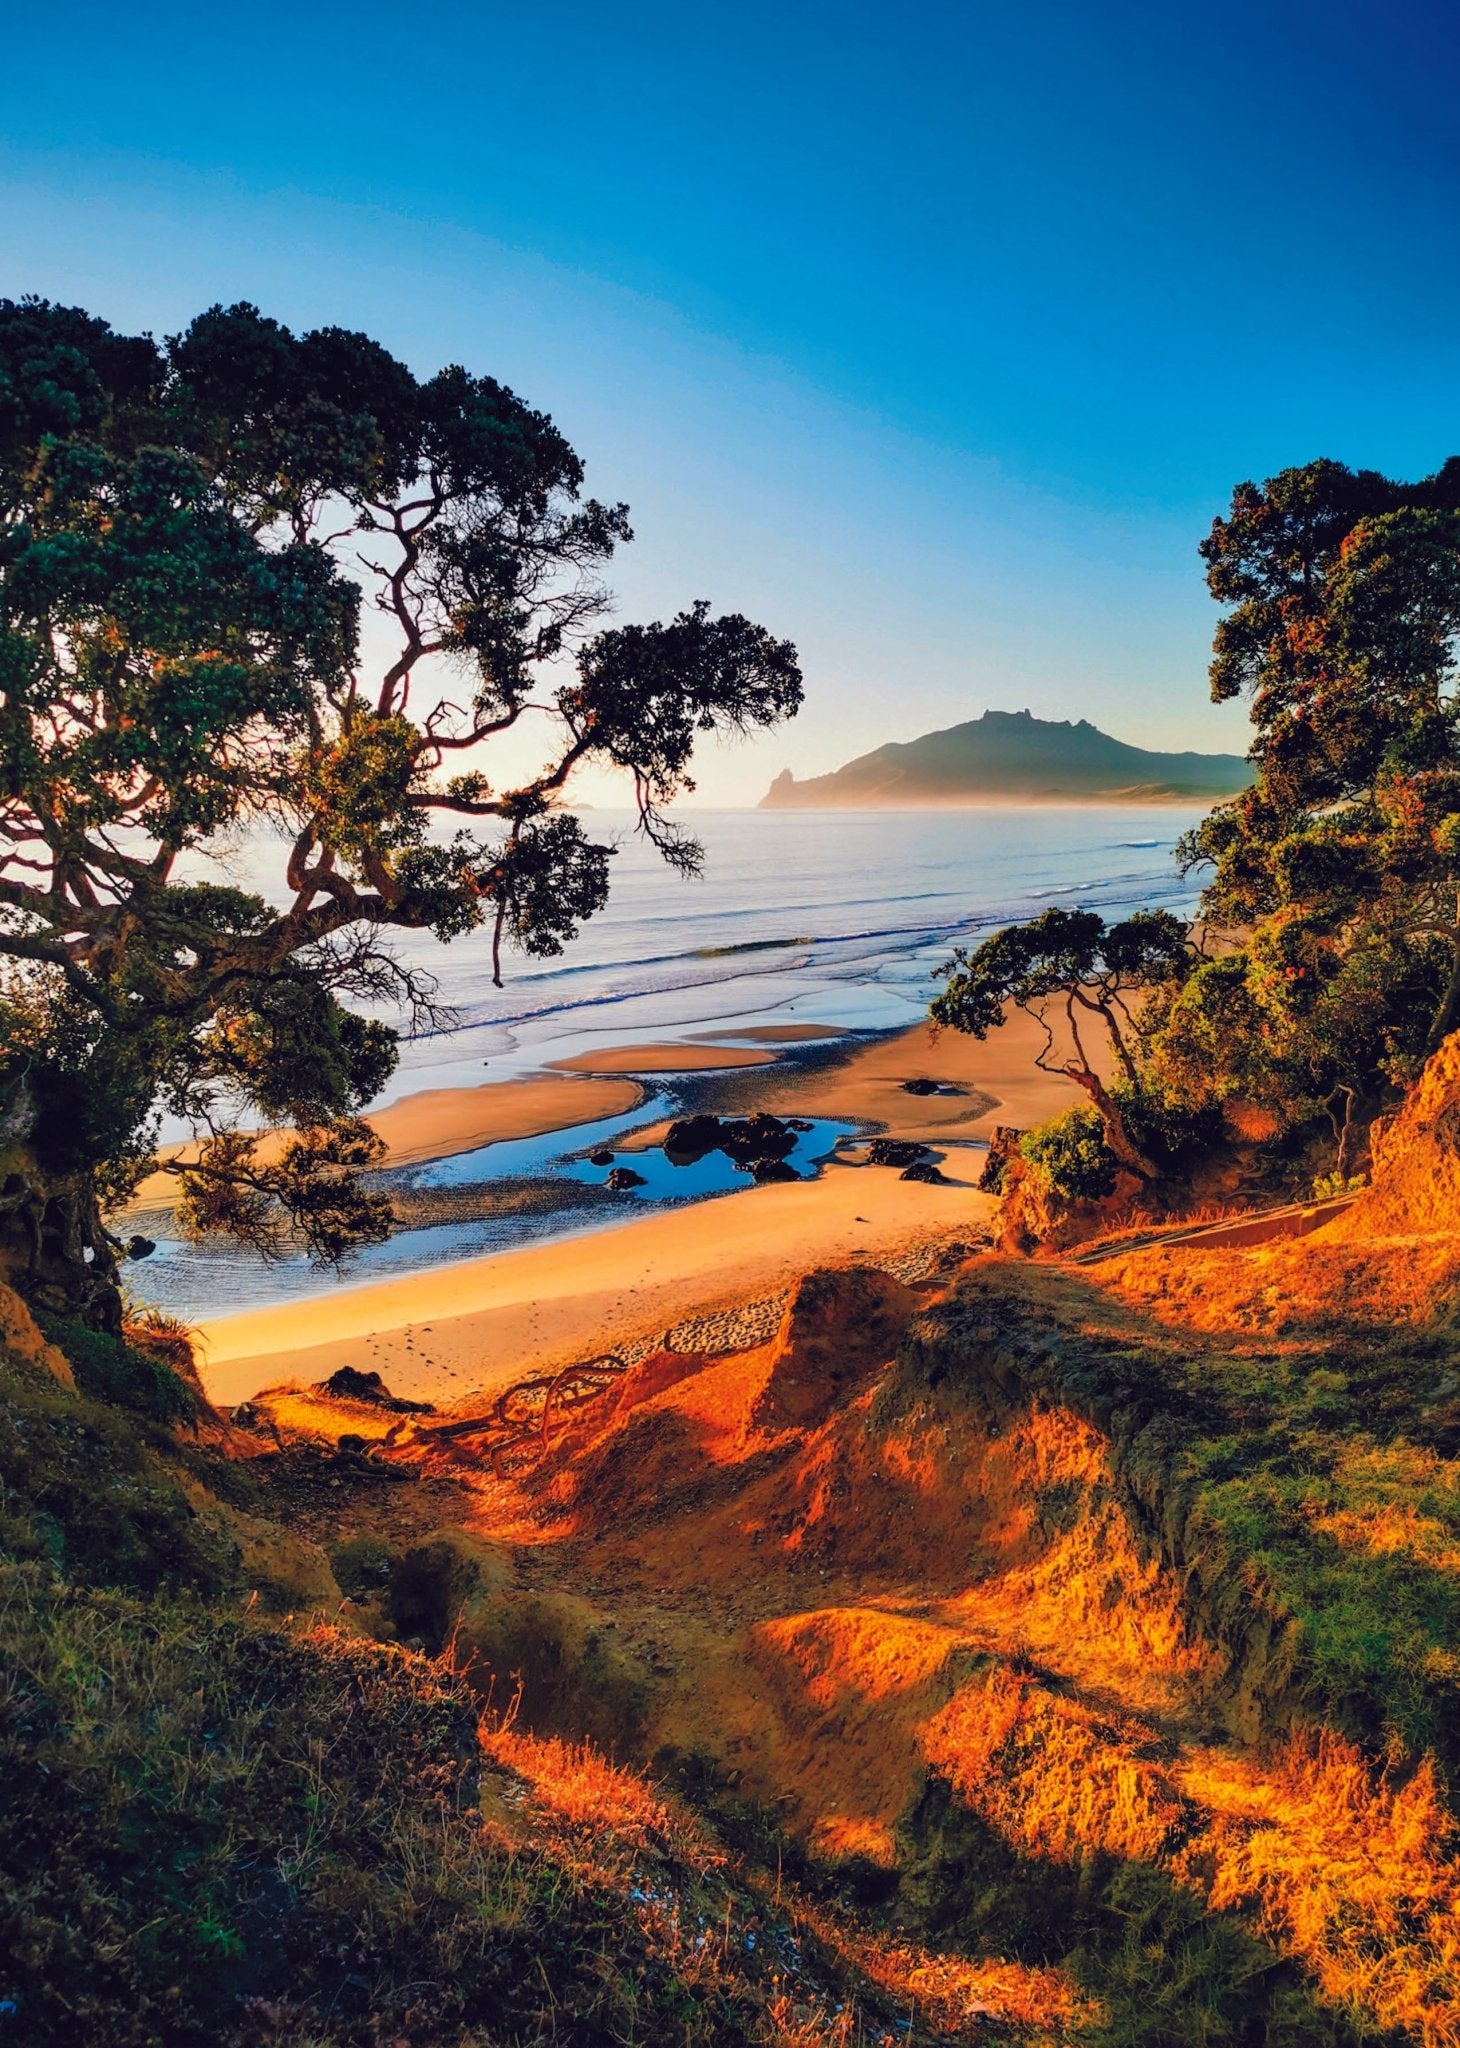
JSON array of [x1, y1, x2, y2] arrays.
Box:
[[7, 1060, 1460, 2044], [0, 1305, 1007, 2047]]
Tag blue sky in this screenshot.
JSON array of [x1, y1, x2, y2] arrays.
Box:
[[2, 0, 1456, 801]]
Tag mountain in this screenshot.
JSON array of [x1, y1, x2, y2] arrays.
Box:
[[759, 708, 1250, 807]]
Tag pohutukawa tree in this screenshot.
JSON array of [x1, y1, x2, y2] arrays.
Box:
[[0, 299, 802, 1323], [1151, 456, 1460, 1167], [930, 905, 1190, 1178]]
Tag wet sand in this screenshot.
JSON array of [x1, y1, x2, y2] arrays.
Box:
[[753, 1008, 1094, 1141], [128, 1072, 646, 1205], [364, 1074, 643, 1165], [193, 1007, 1092, 1411], [687, 1024, 846, 1044], [548, 1043, 778, 1073]]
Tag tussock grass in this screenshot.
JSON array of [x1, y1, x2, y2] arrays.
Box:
[[0, 1567, 967, 2046], [922, 1250, 1460, 1764]]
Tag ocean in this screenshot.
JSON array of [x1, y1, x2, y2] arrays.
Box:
[[369, 803, 1209, 1095], [140, 804, 1209, 1316]]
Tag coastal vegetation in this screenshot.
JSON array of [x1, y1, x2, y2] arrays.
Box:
[[0, 297, 801, 1328], [933, 457, 1460, 1229], [8, 304, 1460, 2046], [930, 906, 1191, 1180]]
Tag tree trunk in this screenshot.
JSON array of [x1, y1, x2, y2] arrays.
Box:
[[0, 1079, 123, 1330], [1327, 1085, 1359, 1182], [1424, 928, 1460, 1057], [1066, 1066, 1160, 1181], [1086, 993, 1141, 1087]]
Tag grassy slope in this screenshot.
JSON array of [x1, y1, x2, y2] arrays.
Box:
[[7, 1181, 1460, 2044], [914, 1233, 1460, 1763], [0, 1315, 1040, 2048]]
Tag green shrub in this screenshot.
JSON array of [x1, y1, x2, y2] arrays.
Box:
[[40, 1316, 197, 1427], [0, 1362, 236, 1598], [1021, 1105, 1118, 1200], [1114, 1082, 1225, 1170]]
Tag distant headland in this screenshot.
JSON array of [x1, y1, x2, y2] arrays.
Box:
[[759, 708, 1251, 807]]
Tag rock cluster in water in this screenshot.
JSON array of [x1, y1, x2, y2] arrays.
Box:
[[662, 1111, 814, 1182]]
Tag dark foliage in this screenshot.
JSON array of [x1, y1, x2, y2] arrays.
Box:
[[0, 297, 801, 1312]]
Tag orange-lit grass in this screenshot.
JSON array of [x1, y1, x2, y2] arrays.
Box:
[[923, 1657, 1460, 2044], [413, 1231, 1460, 2039], [121, 1306, 200, 1378], [763, 1395, 1214, 1717], [1101, 1227, 1460, 1340], [487, 1714, 1089, 2041], [478, 1722, 1016, 2045], [924, 1665, 1185, 1866], [249, 1380, 401, 1442], [793, 1898, 1097, 2040], [1311, 1445, 1460, 1573], [1065, 1200, 1248, 1262], [1181, 1730, 1460, 2048], [483, 1723, 683, 1849]]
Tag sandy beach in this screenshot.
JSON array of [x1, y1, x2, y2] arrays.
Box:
[[192, 1007, 1089, 1410], [548, 1042, 777, 1073], [131, 1072, 646, 1206], [197, 1160, 991, 1406], [755, 1008, 1076, 1139]]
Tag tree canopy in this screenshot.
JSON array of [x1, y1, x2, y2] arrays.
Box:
[[931, 906, 1190, 1177], [929, 455, 1460, 1207], [0, 297, 802, 1319], [1149, 456, 1460, 1163]]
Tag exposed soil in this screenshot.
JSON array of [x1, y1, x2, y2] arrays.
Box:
[[240, 1205, 1460, 2044]]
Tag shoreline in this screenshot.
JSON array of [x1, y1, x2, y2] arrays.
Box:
[[190, 1006, 1088, 1411], [128, 1071, 649, 1206], [195, 1159, 994, 1408]]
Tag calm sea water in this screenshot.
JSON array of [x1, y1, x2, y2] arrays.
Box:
[[369, 802, 1209, 1095], [140, 805, 1208, 1317]]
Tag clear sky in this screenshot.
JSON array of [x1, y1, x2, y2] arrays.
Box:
[[1, 0, 1456, 802]]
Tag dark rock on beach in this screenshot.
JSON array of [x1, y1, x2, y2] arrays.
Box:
[[867, 1138, 929, 1168], [901, 1160, 951, 1185], [664, 1112, 799, 1166], [315, 1366, 435, 1415], [750, 1157, 801, 1183], [663, 1113, 726, 1162]]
